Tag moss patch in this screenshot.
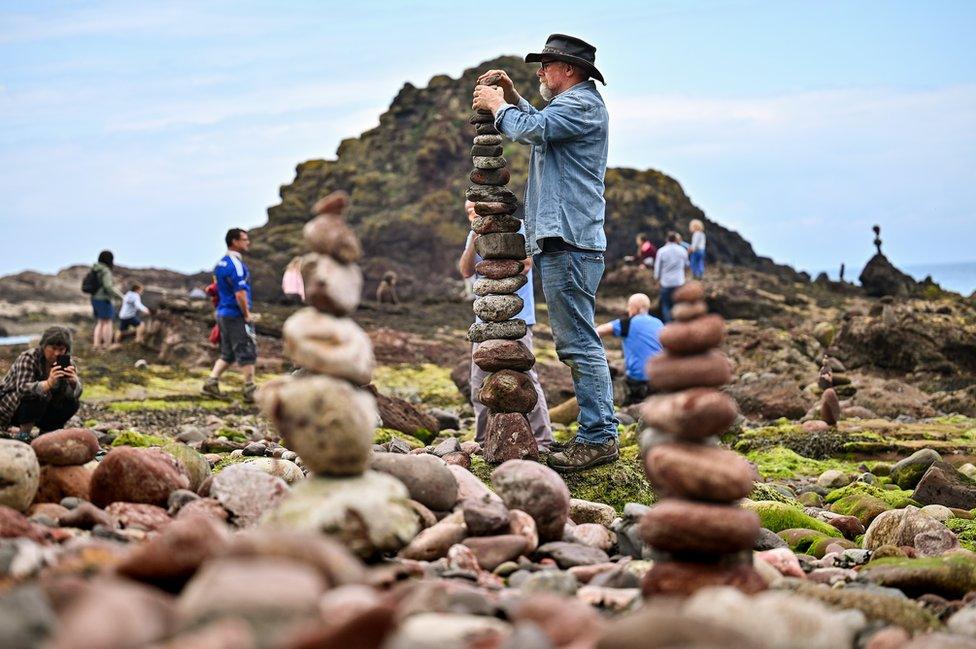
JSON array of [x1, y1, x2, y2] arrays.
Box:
[[216, 427, 248, 443], [948, 518, 976, 552], [750, 482, 800, 506], [824, 481, 918, 509], [111, 430, 169, 447], [741, 500, 842, 537], [212, 454, 252, 473], [372, 363, 466, 409], [373, 428, 425, 449], [107, 398, 227, 412], [778, 528, 852, 557], [746, 446, 857, 480]]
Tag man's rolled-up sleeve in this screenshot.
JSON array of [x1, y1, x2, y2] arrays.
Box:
[[496, 95, 595, 146]]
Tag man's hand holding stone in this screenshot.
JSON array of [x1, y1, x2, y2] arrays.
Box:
[[473, 84, 505, 114], [477, 69, 520, 104]]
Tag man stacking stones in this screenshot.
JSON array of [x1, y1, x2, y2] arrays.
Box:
[[473, 34, 618, 472], [258, 191, 419, 557], [463, 101, 544, 463], [637, 280, 766, 595]]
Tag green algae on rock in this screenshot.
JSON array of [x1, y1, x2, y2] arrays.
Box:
[[111, 430, 169, 448], [824, 481, 918, 509], [777, 528, 854, 557], [750, 482, 800, 506], [371, 363, 467, 409], [745, 446, 857, 480], [373, 428, 425, 449], [741, 500, 842, 537], [160, 442, 210, 491], [947, 518, 976, 552], [861, 554, 976, 599], [781, 580, 941, 632]]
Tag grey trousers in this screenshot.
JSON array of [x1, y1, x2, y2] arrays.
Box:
[[470, 327, 553, 448]]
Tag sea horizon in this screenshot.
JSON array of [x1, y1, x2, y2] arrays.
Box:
[[810, 259, 976, 296]]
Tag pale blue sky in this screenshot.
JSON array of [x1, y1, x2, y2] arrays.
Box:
[[1, 1, 974, 281]]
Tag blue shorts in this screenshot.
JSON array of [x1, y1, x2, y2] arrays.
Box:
[[91, 299, 114, 321], [119, 316, 141, 331]]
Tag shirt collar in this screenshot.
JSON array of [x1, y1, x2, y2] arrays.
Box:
[[227, 250, 243, 260]]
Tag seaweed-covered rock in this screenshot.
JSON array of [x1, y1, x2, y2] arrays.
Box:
[[890, 449, 942, 490], [912, 461, 976, 510], [740, 500, 842, 537], [777, 529, 854, 558], [860, 554, 976, 599]]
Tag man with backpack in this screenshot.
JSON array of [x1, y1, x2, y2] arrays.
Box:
[[202, 229, 258, 402], [596, 293, 663, 405]]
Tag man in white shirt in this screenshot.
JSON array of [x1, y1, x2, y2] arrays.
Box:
[[653, 232, 689, 323]]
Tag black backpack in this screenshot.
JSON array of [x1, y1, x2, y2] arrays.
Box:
[[81, 268, 101, 295]]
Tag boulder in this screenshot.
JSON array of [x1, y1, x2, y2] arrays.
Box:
[[211, 464, 289, 528], [491, 460, 570, 542], [0, 440, 39, 512], [369, 454, 458, 511], [30, 429, 99, 466], [891, 449, 941, 489], [912, 462, 976, 510], [90, 447, 189, 508]]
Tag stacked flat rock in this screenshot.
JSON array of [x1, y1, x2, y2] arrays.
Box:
[[258, 191, 419, 557], [466, 106, 537, 463], [637, 281, 766, 596]]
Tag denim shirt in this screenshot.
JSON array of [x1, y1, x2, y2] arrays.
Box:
[[494, 80, 609, 256]]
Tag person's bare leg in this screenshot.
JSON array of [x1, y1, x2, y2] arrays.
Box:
[[210, 359, 230, 379], [92, 322, 101, 348], [135, 322, 146, 344]]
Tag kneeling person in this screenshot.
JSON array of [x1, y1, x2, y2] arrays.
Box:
[[597, 293, 663, 405], [0, 327, 83, 441]]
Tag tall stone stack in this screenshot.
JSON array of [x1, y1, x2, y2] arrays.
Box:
[[259, 191, 419, 558], [637, 281, 766, 596], [465, 102, 539, 464]]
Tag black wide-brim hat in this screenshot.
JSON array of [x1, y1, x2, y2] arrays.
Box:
[[525, 33, 605, 85]]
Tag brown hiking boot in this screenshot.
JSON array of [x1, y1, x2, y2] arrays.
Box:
[[547, 438, 619, 473], [201, 377, 221, 397], [242, 382, 257, 403]]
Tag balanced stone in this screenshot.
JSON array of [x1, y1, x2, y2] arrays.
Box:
[[642, 561, 766, 597], [474, 135, 503, 146], [263, 470, 420, 559], [672, 300, 708, 322], [473, 201, 518, 216], [476, 123, 499, 135], [257, 375, 376, 476], [471, 145, 503, 157], [466, 185, 517, 204], [473, 214, 522, 235], [0, 440, 40, 512], [659, 314, 725, 355], [646, 350, 732, 392], [473, 339, 535, 372], [282, 308, 375, 385], [639, 388, 737, 440], [473, 295, 524, 322], [644, 444, 755, 502], [474, 275, 527, 296], [475, 232, 526, 260], [472, 156, 507, 170], [468, 320, 527, 343], [476, 259, 523, 279], [483, 413, 539, 463], [300, 253, 363, 317], [821, 388, 840, 426], [303, 214, 362, 264], [479, 370, 538, 413], [640, 500, 760, 554], [469, 112, 494, 124], [673, 281, 705, 303], [469, 167, 511, 186]]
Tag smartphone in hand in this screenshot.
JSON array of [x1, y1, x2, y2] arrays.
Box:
[[57, 354, 71, 369]]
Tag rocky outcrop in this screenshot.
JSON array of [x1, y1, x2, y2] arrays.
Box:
[[858, 254, 918, 298]]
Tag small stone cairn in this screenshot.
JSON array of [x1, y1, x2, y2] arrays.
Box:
[[465, 93, 539, 464], [637, 281, 766, 596], [258, 192, 419, 557]]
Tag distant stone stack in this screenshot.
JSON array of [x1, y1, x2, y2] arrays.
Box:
[[258, 191, 419, 558], [637, 281, 766, 596], [465, 103, 538, 464]]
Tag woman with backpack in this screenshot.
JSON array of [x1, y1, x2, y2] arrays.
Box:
[[84, 250, 125, 349]]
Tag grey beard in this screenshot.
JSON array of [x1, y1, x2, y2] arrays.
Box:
[[539, 81, 553, 102]]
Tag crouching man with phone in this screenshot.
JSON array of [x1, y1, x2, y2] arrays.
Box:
[[0, 326, 83, 442]]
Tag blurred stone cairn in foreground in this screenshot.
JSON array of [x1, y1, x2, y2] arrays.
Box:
[[465, 92, 539, 464], [257, 191, 421, 557], [639, 281, 766, 595]]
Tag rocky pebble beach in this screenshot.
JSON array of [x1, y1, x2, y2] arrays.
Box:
[[1, 197, 975, 647]]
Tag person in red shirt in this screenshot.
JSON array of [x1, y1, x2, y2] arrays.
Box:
[[636, 233, 656, 268]]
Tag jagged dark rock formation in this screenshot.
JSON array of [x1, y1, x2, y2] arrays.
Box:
[[247, 56, 788, 301], [859, 253, 918, 298]]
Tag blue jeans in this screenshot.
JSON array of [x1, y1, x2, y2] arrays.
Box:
[[690, 250, 705, 278], [660, 286, 677, 323], [535, 250, 618, 444]]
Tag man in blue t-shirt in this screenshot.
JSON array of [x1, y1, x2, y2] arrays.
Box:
[[459, 201, 552, 449], [202, 228, 258, 402], [597, 293, 663, 405]]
